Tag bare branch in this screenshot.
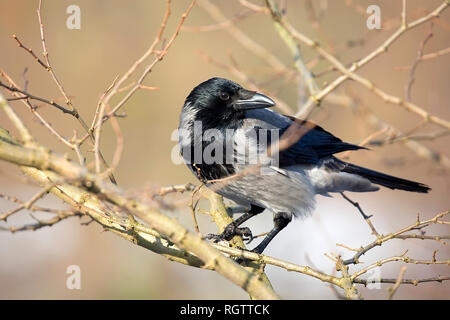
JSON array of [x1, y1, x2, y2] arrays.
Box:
[[343, 211, 450, 265]]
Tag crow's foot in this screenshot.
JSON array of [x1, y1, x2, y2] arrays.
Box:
[[205, 222, 254, 244]]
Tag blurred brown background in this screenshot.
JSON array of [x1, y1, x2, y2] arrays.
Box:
[[0, 0, 449, 299]]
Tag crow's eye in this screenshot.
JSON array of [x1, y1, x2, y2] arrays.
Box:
[[219, 91, 230, 101]]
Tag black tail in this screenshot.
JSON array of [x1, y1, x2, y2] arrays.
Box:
[[342, 162, 430, 193]]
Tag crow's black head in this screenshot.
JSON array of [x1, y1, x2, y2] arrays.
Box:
[[182, 78, 275, 129]]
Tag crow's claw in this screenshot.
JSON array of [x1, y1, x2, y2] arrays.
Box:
[[204, 233, 223, 243], [236, 226, 253, 244], [205, 223, 254, 244]]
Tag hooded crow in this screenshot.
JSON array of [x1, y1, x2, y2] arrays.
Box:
[[178, 77, 430, 254]]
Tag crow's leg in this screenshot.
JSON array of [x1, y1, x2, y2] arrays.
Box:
[[250, 212, 292, 254], [205, 205, 265, 244]]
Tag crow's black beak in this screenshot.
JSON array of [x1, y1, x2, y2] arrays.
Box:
[[234, 90, 275, 110]]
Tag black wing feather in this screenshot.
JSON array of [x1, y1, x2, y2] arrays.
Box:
[[277, 116, 366, 167]]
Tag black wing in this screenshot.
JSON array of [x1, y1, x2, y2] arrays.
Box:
[[276, 116, 366, 167]]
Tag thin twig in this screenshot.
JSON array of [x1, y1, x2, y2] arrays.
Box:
[[388, 266, 407, 299], [104, 0, 196, 120], [0, 69, 74, 149], [0, 184, 55, 221], [340, 192, 379, 238], [37, 0, 116, 183], [353, 275, 450, 286], [12, 34, 49, 69], [405, 22, 434, 101], [291, 1, 450, 118], [156, 183, 197, 197], [343, 210, 450, 265], [0, 81, 77, 116]]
